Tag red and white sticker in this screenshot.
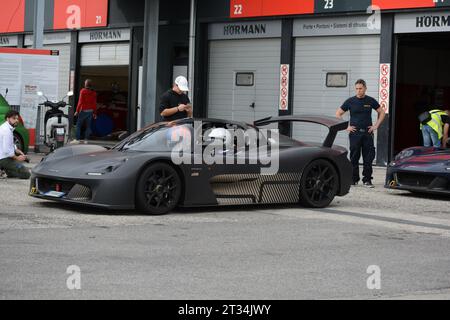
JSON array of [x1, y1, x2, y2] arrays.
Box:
[[379, 63, 390, 114], [279, 64, 289, 111]]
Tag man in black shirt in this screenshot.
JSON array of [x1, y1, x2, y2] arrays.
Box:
[[159, 76, 193, 121], [336, 79, 386, 188]]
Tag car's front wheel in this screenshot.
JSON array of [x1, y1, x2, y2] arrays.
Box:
[[299, 159, 339, 208], [136, 163, 182, 215], [13, 132, 24, 153]]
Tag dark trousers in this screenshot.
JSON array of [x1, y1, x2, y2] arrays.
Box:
[[0, 158, 31, 179], [349, 132, 376, 183], [76, 111, 93, 141]]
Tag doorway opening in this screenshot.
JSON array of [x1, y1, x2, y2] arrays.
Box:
[[394, 33, 450, 156], [79, 65, 129, 141]]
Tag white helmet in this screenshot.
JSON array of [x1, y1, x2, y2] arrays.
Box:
[[174, 76, 189, 92], [208, 128, 232, 146]]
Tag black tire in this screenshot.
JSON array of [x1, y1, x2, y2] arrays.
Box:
[[299, 159, 339, 208], [136, 163, 182, 215], [13, 132, 25, 153]]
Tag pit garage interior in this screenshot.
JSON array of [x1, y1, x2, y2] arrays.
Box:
[[78, 43, 130, 140], [394, 32, 450, 156]]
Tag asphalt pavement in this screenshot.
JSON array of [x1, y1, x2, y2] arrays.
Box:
[[0, 154, 449, 300]]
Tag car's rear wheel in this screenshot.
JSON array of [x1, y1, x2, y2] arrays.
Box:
[[136, 163, 182, 215], [299, 159, 339, 208], [13, 132, 24, 153]]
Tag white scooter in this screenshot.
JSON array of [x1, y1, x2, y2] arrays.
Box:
[[37, 91, 73, 151]]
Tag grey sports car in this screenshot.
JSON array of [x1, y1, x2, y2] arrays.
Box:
[[29, 116, 352, 215], [386, 146, 450, 195]]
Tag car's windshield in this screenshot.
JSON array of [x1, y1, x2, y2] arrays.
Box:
[[113, 123, 193, 152]]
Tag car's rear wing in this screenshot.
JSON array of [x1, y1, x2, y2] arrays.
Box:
[[254, 115, 349, 148]]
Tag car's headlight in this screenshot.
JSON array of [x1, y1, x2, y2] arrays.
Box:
[[86, 159, 128, 176], [395, 150, 414, 161]]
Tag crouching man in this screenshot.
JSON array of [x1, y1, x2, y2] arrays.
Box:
[[0, 111, 30, 179]]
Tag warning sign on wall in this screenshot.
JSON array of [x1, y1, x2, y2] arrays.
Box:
[[279, 64, 289, 111], [379, 63, 390, 114]]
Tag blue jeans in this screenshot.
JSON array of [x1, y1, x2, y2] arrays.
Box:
[[422, 125, 441, 148], [76, 111, 93, 140]]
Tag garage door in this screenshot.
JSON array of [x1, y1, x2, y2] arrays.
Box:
[[208, 39, 281, 124], [292, 35, 380, 150], [81, 43, 130, 66]]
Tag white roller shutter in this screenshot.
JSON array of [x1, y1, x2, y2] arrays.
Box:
[[43, 44, 71, 101], [81, 43, 130, 66], [293, 35, 380, 150], [208, 39, 281, 123]]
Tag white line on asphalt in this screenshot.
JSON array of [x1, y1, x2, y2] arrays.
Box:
[[266, 207, 450, 237]]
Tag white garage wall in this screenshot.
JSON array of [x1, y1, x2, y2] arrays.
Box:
[[293, 35, 381, 150], [208, 39, 281, 123], [81, 43, 130, 67]]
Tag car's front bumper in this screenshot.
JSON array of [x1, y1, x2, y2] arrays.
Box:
[[29, 173, 136, 210], [385, 168, 450, 195]]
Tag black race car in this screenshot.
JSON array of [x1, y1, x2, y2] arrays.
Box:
[[29, 116, 352, 215], [386, 146, 450, 196]]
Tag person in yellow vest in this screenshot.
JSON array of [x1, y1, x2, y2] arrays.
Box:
[[421, 109, 450, 148]]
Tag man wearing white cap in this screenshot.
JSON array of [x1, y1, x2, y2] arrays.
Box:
[[159, 76, 193, 121]]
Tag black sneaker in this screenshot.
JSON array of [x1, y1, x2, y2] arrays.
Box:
[[363, 181, 375, 188], [352, 181, 359, 186]]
